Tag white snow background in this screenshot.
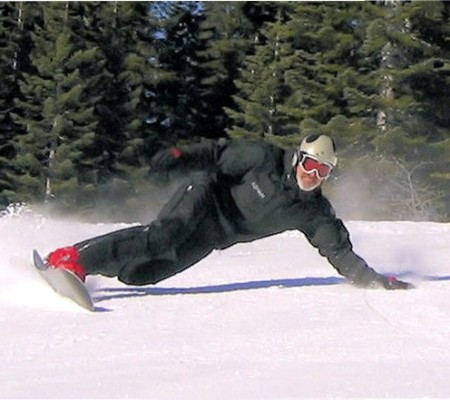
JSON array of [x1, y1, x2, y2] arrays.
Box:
[[1, 205, 450, 399]]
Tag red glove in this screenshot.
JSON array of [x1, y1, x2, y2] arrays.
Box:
[[150, 147, 183, 172], [379, 275, 414, 290]]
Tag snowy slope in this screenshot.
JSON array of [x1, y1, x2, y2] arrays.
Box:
[[1, 206, 450, 399]]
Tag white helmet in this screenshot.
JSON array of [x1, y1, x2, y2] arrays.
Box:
[[298, 134, 338, 167]]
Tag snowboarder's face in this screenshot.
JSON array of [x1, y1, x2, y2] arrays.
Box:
[[295, 164, 325, 191]]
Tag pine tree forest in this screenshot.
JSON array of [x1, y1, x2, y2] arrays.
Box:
[[0, 1, 449, 222]]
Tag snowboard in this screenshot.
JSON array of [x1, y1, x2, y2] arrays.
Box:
[[32, 250, 95, 311]]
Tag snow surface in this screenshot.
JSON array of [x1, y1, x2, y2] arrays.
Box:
[[1, 205, 450, 399]]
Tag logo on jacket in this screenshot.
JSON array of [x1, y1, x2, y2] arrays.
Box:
[[251, 181, 266, 199]]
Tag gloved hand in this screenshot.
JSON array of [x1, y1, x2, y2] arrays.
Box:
[[377, 275, 414, 290], [148, 147, 184, 186], [149, 147, 183, 172]]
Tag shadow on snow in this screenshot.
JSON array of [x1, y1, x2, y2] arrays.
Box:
[[93, 276, 345, 303], [92, 272, 450, 304]]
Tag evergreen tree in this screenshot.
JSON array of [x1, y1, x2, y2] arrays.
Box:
[[56, 2, 169, 219], [0, 0, 448, 220], [9, 3, 101, 210], [225, 3, 297, 140], [150, 2, 204, 143], [105, 1, 167, 214], [355, 1, 450, 219], [196, 2, 260, 138], [287, 2, 383, 150], [120, 10, 159, 157], [226, 2, 371, 143], [225, 1, 450, 219], [0, 3, 19, 205], [87, 2, 161, 175], [79, 2, 145, 183], [0, 2, 40, 206]]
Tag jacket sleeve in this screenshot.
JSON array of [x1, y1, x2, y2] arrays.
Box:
[[303, 197, 383, 286], [151, 139, 269, 177], [149, 139, 223, 173]]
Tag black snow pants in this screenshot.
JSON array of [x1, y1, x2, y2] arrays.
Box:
[[76, 174, 226, 285]]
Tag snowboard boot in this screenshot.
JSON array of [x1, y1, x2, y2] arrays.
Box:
[[46, 246, 87, 282]]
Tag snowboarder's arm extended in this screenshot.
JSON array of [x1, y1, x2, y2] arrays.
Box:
[[149, 139, 270, 177], [149, 139, 222, 172], [306, 217, 378, 284], [303, 200, 412, 290]]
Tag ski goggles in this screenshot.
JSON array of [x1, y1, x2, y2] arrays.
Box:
[[299, 153, 333, 178]]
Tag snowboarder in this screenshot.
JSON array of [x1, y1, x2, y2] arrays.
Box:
[[45, 134, 412, 290]]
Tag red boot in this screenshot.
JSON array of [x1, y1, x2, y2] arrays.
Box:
[[46, 247, 87, 282]]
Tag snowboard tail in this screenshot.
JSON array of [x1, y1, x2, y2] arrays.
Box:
[[33, 250, 94, 311]]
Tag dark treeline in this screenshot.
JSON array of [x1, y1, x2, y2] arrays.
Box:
[[0, 1, 449, 221]]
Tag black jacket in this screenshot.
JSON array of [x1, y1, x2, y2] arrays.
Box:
[[157, 139, 382, 286]]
